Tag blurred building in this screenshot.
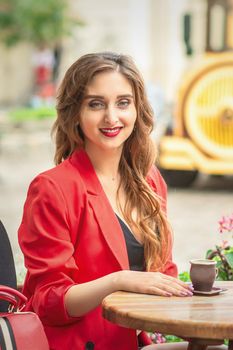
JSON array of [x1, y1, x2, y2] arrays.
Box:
[[0, 0, 206, 106]]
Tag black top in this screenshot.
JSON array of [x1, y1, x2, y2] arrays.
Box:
[[116, 215, 145, 271]]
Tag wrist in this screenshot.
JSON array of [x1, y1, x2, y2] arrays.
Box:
[[111, 270, 127, 291]]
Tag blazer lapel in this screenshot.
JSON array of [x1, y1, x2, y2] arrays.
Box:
[[70, 149, 129, 270], [89, 194, 129, 270]]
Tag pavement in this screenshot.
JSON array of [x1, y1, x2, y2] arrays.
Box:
[[0, 112, 232, 280]]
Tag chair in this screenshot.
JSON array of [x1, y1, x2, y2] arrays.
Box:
[[0, 220, 17, 312]]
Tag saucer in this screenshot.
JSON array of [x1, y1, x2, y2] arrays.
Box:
[[193, 287, 228, 296]]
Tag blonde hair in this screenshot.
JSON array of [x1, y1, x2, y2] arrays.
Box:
[[52, 52, 170, 271]]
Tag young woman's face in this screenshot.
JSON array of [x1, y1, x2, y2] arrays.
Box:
[[79, 71, 137, 155]]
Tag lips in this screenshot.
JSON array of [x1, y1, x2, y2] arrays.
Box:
[[99, 127, 122, 137]]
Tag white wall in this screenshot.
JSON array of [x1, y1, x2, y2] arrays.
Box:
[[59, 0, 153, 80], [150, 0, 189, 102], [0, 44, 33, 104], [60, 0, 189, 100]]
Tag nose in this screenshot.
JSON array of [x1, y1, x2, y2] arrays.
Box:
[[104, 106, 118, 125]]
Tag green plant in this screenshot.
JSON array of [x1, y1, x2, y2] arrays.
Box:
[[206, 213, 233, 280], [164, 335, 183, 343], [147, 332, 183, 344], [178, 271, 190, 282], [9, 106, 56, 121], [0, 0, 82, 47]]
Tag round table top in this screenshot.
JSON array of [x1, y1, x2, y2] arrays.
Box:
[[102, 281, 233, 340]]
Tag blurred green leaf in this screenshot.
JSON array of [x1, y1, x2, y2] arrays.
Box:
[[224, 252, 233, 269], [216, 267, 228, 281], [0, 0, 84, 47], [165, 335, 183, 343], [179, 271, 190, 282], [206, 249, 214, 258], [9, 107, 56, 121]]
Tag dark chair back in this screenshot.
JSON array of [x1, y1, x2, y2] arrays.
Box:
[[0, 221, 17, 311]]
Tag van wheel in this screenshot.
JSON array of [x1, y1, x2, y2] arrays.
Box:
[[159, 169, 198, 188]]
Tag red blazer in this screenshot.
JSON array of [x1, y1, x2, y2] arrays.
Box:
[[18, 149, 177, 350]]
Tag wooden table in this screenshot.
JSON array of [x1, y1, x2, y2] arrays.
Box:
[[102, 281, 233, 350]]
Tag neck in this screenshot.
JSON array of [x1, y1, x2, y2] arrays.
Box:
[[85, 146, 122, 181]]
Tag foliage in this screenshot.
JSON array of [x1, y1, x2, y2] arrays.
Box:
[[0, 0, 83, 47], [178, 270, 190, 282], [147, 332, 183, 344], [9, 106, 56, 121], [206, 213, 233, 281], [164, 335, 183, 343]]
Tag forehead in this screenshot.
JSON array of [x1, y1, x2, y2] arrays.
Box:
[[86, 71, 133, 95]]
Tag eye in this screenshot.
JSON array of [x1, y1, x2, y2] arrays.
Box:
[[117, 99, 130, 108], [88, 100, 105, 109]]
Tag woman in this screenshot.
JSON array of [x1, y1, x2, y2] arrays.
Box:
[[18, 52, 193, 350]]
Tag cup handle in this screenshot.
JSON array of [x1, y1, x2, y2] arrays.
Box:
[[215, 267, 218, 277]]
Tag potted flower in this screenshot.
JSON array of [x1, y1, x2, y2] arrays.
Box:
[[206, 213, 233, 281]]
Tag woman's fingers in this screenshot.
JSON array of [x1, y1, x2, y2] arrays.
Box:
[[148, 286, 173, 297], [152, 280, 193, 297], [144, 273, 193, 296], [160, 274, 193, 292]]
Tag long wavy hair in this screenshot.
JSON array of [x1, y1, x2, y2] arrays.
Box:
[[53, 52, 171, 271]]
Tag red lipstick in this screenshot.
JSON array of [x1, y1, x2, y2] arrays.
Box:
[[100, 127, 122, 137]]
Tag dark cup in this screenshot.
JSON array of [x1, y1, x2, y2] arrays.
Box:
[[190, 259, 217, 292]]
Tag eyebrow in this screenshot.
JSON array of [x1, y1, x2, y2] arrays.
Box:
[[84, 94, 134, 100]]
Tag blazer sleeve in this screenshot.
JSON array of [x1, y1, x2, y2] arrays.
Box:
[[18, 174, 81, 326], [147, 166, 178, 278]]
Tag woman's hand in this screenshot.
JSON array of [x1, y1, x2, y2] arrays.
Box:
[[113, 270, 193, 297]]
